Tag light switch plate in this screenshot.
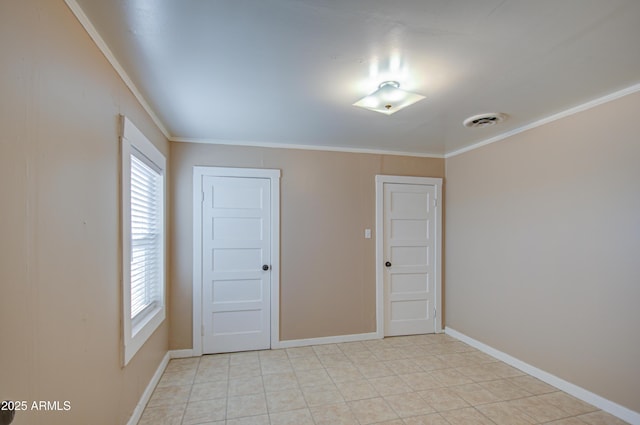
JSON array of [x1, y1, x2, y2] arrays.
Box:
[[364, 228, 371, 239]]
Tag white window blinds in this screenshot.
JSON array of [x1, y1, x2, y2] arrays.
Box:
[[129, 150, 162, 321], [121, 115, 165, 366]]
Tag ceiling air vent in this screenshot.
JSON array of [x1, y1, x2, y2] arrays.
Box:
[[463, 113, 508, 128]]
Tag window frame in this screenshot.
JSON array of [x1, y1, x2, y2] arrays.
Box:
[[121, 116, 166, 366]]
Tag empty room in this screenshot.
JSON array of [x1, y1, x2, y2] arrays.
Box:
[[1, 1, 639, 425]]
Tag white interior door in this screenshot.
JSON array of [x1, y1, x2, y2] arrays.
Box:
[[201, 175, 272, 353], [383, 182, 437, 336]]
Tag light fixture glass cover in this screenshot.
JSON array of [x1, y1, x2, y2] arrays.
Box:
[[353, 81, 425, 115]]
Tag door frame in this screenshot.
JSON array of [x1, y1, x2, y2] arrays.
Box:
[[192, 166, 281, 356], [375, 175, 443, 338]]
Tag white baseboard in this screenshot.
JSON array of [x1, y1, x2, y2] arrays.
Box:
[[273, 332, 380, 349], [169, 349, 195, 359], [124, 335, 377, 423], [126, 350, 195, 424], [126, 351, 171, 425], [445, 327, 640, 425]]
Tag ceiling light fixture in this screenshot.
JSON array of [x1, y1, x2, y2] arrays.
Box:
[[353, 81, 425, 115]]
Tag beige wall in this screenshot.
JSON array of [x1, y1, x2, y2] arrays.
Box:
[[169, 143, 443, 349], [445, 91, 640, 412], [11, 0, 638, 419], [0, 1, 170, 424]]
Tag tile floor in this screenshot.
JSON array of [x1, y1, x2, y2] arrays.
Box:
[[139, 334, 629, 425]]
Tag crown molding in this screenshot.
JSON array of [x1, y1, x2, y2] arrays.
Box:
[[61, 1, 640, 160], [445, 82, 640, 158], [64, 0, 171, 140], [171, 137, 445, 159]]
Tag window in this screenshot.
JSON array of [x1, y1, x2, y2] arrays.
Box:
[[121, 116, 166, 365]]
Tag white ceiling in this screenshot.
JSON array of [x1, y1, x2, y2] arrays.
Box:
[[73, 0, 640, 156]]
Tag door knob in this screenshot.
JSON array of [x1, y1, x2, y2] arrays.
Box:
[[262, 264, 270, 271], [385, 261, 392, 267]]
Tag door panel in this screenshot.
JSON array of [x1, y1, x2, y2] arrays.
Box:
[[202, 176, 271, 353], [384, 183, 436, 336], [212, 279, 263, 303], [390, 273, 428, 293], [391, 300, 428, 320], [212, 248, 262, 271], [213, 217, 262, 240], [390, 246, 428, 266], [391, 219, 428, 239]]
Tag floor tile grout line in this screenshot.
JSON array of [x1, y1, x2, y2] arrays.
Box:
[[141, 336, 628, 425], [181, 356, 201, 425]]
